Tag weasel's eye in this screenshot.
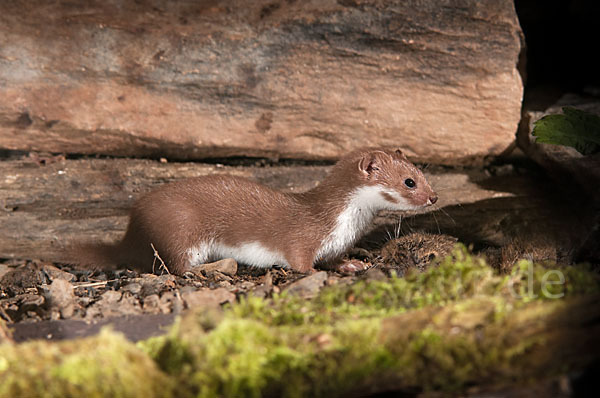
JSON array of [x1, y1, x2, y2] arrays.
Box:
[[404, 178, 416, 188]]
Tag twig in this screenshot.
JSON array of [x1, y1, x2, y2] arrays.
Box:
[[151, 243, 171, 275], [0, 306, 12, 323], [72, 280, 116, 289]]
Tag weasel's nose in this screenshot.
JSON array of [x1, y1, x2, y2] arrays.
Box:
[[427, 196, 438, 205]]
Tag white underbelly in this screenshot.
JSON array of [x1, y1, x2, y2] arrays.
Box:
[[187, 240, 289, 268]]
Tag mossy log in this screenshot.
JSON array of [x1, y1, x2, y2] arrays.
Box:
[[2, 250, 597, 397], [0, 330, 174, 398]]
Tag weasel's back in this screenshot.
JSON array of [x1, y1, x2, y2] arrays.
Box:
[[103, 175, 302, 274], [136, 175, 297, 227]]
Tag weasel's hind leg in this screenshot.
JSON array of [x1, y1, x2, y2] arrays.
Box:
[[285, 248, 318, 274], [175, 241, 213, 275]]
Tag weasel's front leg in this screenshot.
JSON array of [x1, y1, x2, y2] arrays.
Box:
[[319, 258, 371, 274]]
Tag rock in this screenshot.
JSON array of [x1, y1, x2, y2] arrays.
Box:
[[0, 265, 46, 296], [250, 271, 273, 298], [84, 290, 141, 320], [0, 0, 523, 165], [9, 294, 45, 309], [160, 291, 184, 314], [0, 294, 45, 322], [190, 258, 238, 277], [0, 264, 11, 280], [518, 93, 600, 263], [142, 292, 182, 315], [363, 268, 387, 281], [8, 313, 177, 343], [46, 279, 76, 319], [216, 280, 232, 288], [284, 271, 328, 299], [326, 275, 342, 287], [239, 281, 256, 291], [250, 285, 270, 299], [43, 265, 76, 282], [181, 288, 235, 309], [518, 93, 600, 199], [77, 296, 93, 307], [99, 290, 122, 304], [142, 294, 162, 314], [336, 259, 371, 274], [263, 271, 273, 287], [121, 282, 142, 295], [140, 274, 176, 297]]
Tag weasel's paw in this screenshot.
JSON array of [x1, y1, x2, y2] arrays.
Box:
[[337, 259, 371, 274]]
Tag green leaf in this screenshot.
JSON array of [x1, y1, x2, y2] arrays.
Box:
[[532, 107, 600, 155]]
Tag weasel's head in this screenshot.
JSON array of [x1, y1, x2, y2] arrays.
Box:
[[356, 148, 437, 211]]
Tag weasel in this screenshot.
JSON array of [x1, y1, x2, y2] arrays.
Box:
[[70, 148, 437, 275]]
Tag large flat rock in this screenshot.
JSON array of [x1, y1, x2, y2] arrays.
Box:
[[0, 0, 523, 165]]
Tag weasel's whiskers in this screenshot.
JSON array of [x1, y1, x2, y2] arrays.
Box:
[[438, 207, 457, 226], [430, 209, 441, 234], [395, 217, 402, 239]]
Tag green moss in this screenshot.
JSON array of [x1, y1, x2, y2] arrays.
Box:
[[0, 329, 174, 398], [230, 246, 599, 326], [140, 247, 599, 396], [155, 315, 396, 398], [2, 246, 599, 397], [146, 295, 598, 397]]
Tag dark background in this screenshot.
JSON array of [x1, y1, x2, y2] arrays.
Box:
[[515, 0, 600, 93]]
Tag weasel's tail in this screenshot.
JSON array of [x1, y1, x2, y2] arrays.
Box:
[[65, 242, 124, 271]]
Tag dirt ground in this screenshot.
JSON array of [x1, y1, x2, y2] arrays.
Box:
[[0, 231, 571, 343], [0, 231, 457, 341]]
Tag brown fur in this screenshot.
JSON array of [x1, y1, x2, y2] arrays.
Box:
[[68, 148, 437, 275]]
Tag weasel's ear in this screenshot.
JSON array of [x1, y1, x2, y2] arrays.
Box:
[[395, 149, 408, 160], [358, 153, 380, 177]]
